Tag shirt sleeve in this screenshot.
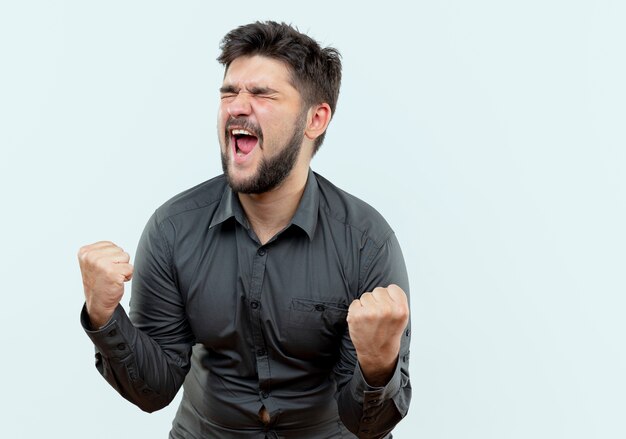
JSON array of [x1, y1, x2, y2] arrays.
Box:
[[80, 212, 195, 413], [334, 231, 412, 438]]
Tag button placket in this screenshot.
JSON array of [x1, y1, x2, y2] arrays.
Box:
[[248, 245, 272, 405]]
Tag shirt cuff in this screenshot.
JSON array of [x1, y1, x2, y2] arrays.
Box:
[[350, 357, 403, 407], [80, 303, 135, 360]]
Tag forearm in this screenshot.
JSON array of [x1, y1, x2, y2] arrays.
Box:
[[337, 357, 410, 439], [81, 304, 191, 412]]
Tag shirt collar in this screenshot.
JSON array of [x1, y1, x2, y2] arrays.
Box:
[[209, 169, 319, 240], [209, 181, 249, 230], [289, 168, 319, 240]]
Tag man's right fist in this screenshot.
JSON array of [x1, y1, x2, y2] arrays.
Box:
[[78, 241, 133, 328]]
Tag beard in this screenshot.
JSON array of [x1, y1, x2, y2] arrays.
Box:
[[221, 111, 307, 194]]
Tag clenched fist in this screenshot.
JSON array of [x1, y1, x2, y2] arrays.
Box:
[[346, 284, 409, 386], [77, 241, 133, 328]]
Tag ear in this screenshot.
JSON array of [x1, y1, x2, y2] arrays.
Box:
[[304, 103, 332, 141]]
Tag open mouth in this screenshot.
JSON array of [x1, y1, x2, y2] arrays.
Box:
[[231, 128, 259, 157]]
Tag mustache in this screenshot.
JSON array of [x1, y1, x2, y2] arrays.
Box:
[[225, 117, 264, 144]]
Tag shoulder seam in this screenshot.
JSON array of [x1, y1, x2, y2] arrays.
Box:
[[154, 195, 223, 227], [319, 201, 393, 249]]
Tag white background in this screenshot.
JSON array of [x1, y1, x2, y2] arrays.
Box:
[[1, 1, 624, 438]]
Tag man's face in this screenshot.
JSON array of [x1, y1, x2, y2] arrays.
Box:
[[218, 55, 308, 194]]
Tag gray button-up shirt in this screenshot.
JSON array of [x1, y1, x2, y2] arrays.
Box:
[[82, 169, 411, 438]]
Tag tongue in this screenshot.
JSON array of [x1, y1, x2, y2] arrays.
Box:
[[237, 136, 257, 154]]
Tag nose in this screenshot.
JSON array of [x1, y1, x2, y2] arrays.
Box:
[[226, 91, 252, 118]]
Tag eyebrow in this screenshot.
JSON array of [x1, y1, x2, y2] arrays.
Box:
[[219, 85, 239, 94]]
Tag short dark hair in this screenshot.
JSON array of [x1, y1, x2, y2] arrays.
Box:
[[217, 21, 342, 153]]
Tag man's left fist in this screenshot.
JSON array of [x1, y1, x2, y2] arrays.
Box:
[[346, 284, 409, 386]]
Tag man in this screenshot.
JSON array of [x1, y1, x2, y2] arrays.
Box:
[[79, 21, 411, 438]]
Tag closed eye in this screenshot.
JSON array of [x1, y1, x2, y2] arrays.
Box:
[[248, 86, 278, 97], [219, 85, 238, 100], [220, 85, 279, 100]]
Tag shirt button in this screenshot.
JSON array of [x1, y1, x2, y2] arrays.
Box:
[[257, 248, 266, 256], [117, 343, 126, 351], [257, 348, 266, 356], [261, 391, 269, 398], [250, 301, 260, 309], [368, 399, 380, 405]]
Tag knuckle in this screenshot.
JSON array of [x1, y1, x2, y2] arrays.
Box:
[[395, 307, 410, 324], [78, 245, 94, 262], [103, 264, 118, 279], [366, 308, 381, 321], [380, 307, 393, 320], [402, 307, 410, 319], [350, 309, 366, 323], [90, 254, 103, 267]]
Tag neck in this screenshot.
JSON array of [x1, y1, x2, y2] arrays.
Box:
[[238, 167, 309, 245]]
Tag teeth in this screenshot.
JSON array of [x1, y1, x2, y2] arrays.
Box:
[[232, 129, 253, 136]]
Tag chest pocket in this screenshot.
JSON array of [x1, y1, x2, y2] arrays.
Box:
[[288, 298, 349, 337]]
